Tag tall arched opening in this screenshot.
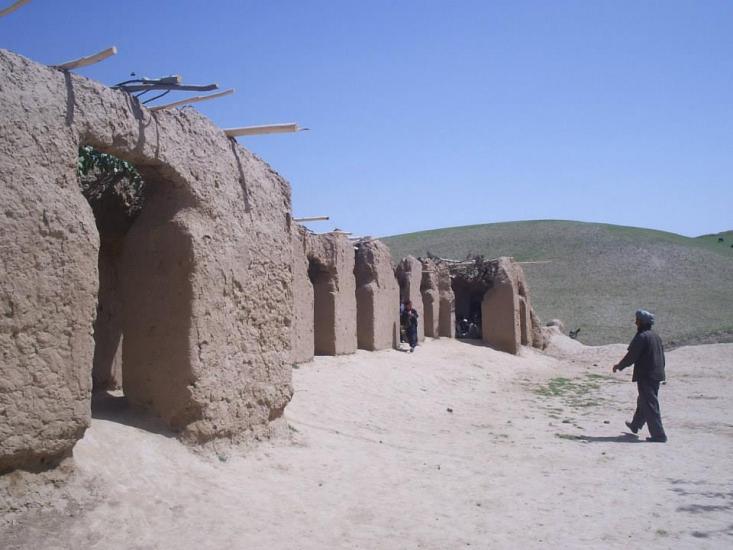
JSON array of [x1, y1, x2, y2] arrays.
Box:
[[308, 257, 337, 355], [79, 145, 196, 430], [452, 278, 486, 339]]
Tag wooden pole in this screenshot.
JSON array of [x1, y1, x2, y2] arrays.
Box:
[[148, 88, 235, 112], [517, 260, 554, 265], [437, 257, 472, 264], [120, 82, 217, 93], [0, 0, 31, 18], [54, 46, 117, 71], [293, 216, 329, 222], [224, 123, 306, 137]]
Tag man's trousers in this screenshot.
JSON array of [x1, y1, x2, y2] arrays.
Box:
[[630, 379, 667, 440]]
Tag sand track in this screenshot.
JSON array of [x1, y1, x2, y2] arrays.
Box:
[[2, 337, 731, 549]]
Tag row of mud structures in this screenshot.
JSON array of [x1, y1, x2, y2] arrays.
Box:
[[292, 229, 544, 363], [0, 49, 545, 475]]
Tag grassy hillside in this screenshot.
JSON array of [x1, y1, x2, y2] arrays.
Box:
[[383, 221, 733, 347]]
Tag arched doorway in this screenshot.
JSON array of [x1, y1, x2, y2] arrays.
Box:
[[79, 143, 196, 431], [452, 278, 486, 339], [308, 257, 337, 355]]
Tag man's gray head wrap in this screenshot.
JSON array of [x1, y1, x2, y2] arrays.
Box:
[[635, 309, 655, 325]]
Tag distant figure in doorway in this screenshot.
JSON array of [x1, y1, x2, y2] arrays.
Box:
[[401, 300, 419, 352], [612, 309, 667, 442]]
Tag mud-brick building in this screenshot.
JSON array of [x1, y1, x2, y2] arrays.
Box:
[[0, 49, 293, 473], [0, 47, 545, 477]]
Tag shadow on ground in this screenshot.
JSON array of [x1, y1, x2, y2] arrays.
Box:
[[556, 433, 642, 443], [91, 391, 176, 438]]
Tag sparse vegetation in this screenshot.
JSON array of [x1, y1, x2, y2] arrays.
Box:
[[534, 374, 608, 409], [77, 146, 145, 219]]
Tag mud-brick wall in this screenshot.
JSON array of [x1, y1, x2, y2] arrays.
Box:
[[355, 240, 400, 351], [290, 225, 314, 363], [0, 49, 294, 472], [420, 258, 440, 338], [481, 257, 524, 355], [306, 232, 357, 356], [436, 262, 455, 338]]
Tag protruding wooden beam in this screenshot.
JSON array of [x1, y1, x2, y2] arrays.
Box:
[[53, 46, 117, 71], [224, 123, 307, 137], [438, 258, 473, 264], [293, 216, 329, 222], [148, 88, 235, 112], [0, 0, 31, 18], [517, 260, 554, 265], [121, 82, 217, 93]]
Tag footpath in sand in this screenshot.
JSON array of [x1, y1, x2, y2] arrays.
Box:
[[2, 336, 732, 549]]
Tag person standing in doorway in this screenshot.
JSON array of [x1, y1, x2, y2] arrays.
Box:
[[612, 309, 668, 442], [401, 300, 419, 352]]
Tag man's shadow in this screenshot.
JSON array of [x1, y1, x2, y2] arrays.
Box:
[[573, 432, 642, 443], [562, 433, 641, 443]]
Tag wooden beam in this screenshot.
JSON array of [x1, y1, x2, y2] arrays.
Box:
[[148, 88, 235, 112], [224, 123, 306, 137], [53, 46, 117, 71], [293, 216, 329, 222], [121, 83, 217, 93], [437, 257, 472, 264], [517, 260, 554, 265], [0, 0, 31, 18]]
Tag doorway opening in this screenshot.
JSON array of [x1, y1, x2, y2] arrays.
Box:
[[79, 145, 194, 432], [308, 257, 336, 355], [451, 278, 487, 339]]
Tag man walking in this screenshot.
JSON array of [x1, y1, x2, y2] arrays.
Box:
[[612, 309, 668, 442]]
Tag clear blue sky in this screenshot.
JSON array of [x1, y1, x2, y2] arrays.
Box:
[[3, 1, 731, 237]]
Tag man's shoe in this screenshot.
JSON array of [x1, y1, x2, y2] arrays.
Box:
[[625, 421, 638, 434], [646, 436, 667, 443]]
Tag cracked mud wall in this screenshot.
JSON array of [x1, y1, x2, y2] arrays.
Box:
[[355, 240, 400, 351], [436, 262, 455, 338], [291, 225, 314, 363], [306, 233, 357, 356], [0, 49, 293, 471], [481, 257, 534, 355], [420, 258, 440, 338], [91, 234, 125, 391], [512, 263, 545, 349]]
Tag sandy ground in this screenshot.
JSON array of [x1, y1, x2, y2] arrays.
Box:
[[1, 335, 732, 549]]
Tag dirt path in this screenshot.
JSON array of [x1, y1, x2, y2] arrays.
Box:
[[2, 337, 731, 549]]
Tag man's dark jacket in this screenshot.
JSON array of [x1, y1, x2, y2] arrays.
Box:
[[617, 327, 666, 382], [401, 308, 418, 332]]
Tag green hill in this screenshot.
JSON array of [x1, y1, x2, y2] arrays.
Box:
[[383, 221, 733, 347]]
